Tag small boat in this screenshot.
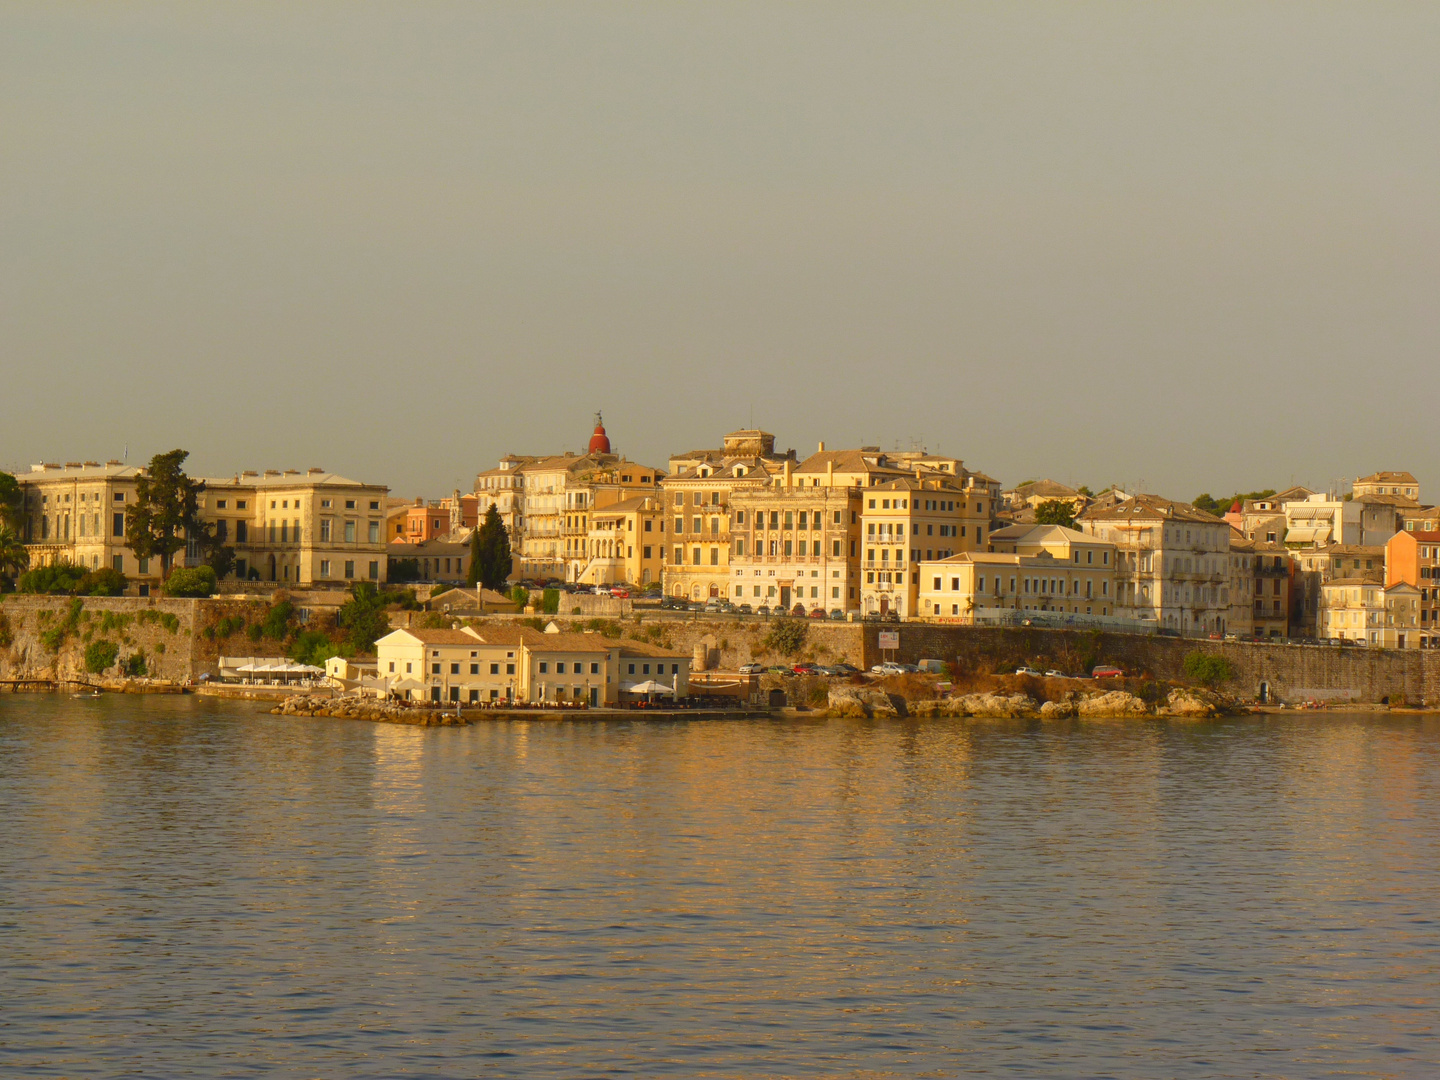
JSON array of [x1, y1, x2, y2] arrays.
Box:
[[72, 691, 102, 699]]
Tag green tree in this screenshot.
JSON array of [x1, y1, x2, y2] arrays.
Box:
[[164, 565, 217, 597], [511, 585, 530, 610], [1076, 485, 1095, 499], [76, 567, 128, 596], [1183, 651, 1233, 688], [338, 582, 393, 654], [18, 561, 87, 594], [1033, 499, 1076, 528], [206, 544, 236, 581], [0, 525, 29, 590], [0, 471, 23, 531], [125, 450, 206, 581], [468, 505, 513, 589], [290, 628, 345, 668]]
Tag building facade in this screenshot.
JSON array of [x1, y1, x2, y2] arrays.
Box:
[[1385, 529, 1440, 647], [1078, 495, 1230, 636]]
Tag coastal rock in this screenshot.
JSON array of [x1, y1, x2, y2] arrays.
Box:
[[827, 686, 902, 718], [1162, 687, 1225, 718], [949, 692, 1037, 718], [1075, 690, 1151, 718], [1039, 699, 1076, 719]]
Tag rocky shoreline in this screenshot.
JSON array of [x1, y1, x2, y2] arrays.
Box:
[[270, 696, 471, 725], [826, 684, 1236, 720]]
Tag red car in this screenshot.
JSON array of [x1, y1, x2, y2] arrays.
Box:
[[611, 588, 630, 598], [807, 608, 828, 619], [1091, 665, 1124, 679], [792, 663, 821, 675]]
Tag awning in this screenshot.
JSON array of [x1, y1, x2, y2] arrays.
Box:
[[1284, 526, 1331, 545], [624, 680, 675, 695]]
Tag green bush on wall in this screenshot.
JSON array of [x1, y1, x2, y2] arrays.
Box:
[[84, 639, 120, 674]]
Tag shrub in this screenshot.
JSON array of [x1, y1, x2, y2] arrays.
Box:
[[84, 639, 120, 674], [40, 597, 85, 652], [123, 652, 147, 677], [247, 623, 263, 642], [99, 611, 133, 634], [1182, 651, 1233, 688], [290, 628, 344, 668], [213, 615, 246, 638], [164, 566, 217, 597], [76, 567, 128, 596], [762, 619, 808, 657], [261, 601, 294, 640], [159, 613, 180, 633], [418, 612, 456, 630], [18, 562, 88, 595], [541, 588, 560, 615], [0, 609, 9, 648], [511, 586, 530, 610]]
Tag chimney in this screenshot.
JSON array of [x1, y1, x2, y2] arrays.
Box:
[[106, 459, 122, 466], [818, 440, 825, 453], [783, 459, 792, 491], [308, 467, 324, 474]]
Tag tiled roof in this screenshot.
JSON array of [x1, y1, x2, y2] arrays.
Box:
[[1079, 494, 1224, 525], [1357, 471, 1417, 485]]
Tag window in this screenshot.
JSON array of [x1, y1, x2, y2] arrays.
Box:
[[556, 663, 566, 674], [112, 555, 124, 572], [344, 521, 356, 543], [450, 662, 460, 675], [539, 662, 548, 674], [320, 560, 330, 577], [368, 561, 379, 580], [345, 500, 356, 510], [432, 663, 441, 675], [112, 512, 125, 537], [692, 548, 701, 565], [368, 521, 380, 543], [344, 560, 355, 578], [370, 501, 379, 511]]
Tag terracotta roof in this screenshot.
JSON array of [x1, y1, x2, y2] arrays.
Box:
[[392, 628, 489, 645], [869, 475, 965, 493], [618, 641, 690, 659], [1356, 471, 1417, 485], [1354, 493, 1420, 507], [793, 448, 909, 477], [1079, 493, 1224, 526], [1009, 478, 1078, 498]]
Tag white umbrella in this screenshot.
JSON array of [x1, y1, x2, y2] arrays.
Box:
[[628, 680, 674, 695]]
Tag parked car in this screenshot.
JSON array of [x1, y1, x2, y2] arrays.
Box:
[[792, 663, 821, 675], [1091, 665, 1125, 679], [807, 608, 828, 619], [871, 662, 906, 675], [791, 604, 807, 617], [1044, 669, 1070, 679], [738, 663, 764, 675], [765, 664, 792, 674], [830, 663, 860, 676], [703, 601, 723, 613], [827, 608, 847, 621], [610, 588, 630, 599], [882, 612, 901, 623], [917, 659, 946, 674], [1014, 666, 1043, 677], [756, 604, 772, 616], [736, 603, 754, 615]]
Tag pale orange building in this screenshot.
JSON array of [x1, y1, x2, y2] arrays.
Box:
[[1386, 529, 1440, 647]]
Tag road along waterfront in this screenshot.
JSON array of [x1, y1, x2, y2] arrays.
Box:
[[2, 694, 1438, 1077]]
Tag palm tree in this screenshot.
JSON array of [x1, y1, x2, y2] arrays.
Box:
[[0, 526, 28, 589]]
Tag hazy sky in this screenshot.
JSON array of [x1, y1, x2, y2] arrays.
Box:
[[3, 3, 1437, 499]]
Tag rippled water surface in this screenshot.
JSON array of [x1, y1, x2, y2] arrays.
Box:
[[2, 696, 1438, 1077]]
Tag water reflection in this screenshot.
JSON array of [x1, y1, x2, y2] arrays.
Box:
[[1, 697, 1437, 1077]]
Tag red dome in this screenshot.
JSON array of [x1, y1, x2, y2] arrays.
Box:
[[588, 412, 611, 454]]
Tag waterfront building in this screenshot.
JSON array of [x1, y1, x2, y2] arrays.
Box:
[[1078, 494, 1230, 636], [1353, 471, 1419, 501], [578, 494, 665, 587], [387, 540, 471, 585], [726, 464, 863, 613], [1320, 579, 1421, 648], [660, 431, 790, 603], [917, 549, 1116, 622], [514, 418, 664, 582], [196, 469, 391, 585], [374, 624, 689, 705], [1385, 529, 1440, 647], [1284, 493, 1361, 548], [16, 461, 390, 590], [857, 475, 982, 618], [13, 460, 156, 591], [1291, 544, 1385, 637]]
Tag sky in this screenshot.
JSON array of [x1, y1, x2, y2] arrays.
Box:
[[3, 3, 1437, 500]]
